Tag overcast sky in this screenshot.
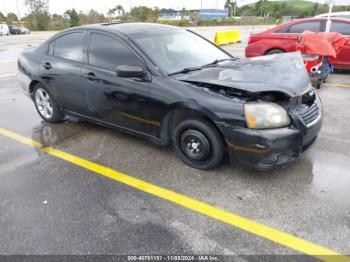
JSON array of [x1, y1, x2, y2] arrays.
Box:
[[1, 0, 349, 17]]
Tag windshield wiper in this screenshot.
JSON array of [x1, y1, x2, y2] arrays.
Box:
[[168, 66, 202, 76], [168, 58, 238, 76], [203, 58, 239, 67]]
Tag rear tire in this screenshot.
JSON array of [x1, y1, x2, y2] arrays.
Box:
[[33, 84, 64, 123], [266, 49, 284, 55], [173, 118, 224, 170]]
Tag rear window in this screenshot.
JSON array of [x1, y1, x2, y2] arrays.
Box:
[[53, 32, 85, 62], [330, 22, 350, 35]]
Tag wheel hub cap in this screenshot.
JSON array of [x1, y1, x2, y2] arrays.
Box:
[[35, 88, 53, 119], [180, 129, 210, 161]]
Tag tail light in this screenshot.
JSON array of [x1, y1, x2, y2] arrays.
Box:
[[248, 35, 262, 45]]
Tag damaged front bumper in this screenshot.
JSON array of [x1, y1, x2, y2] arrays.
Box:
[[219, 93, 322, 170]]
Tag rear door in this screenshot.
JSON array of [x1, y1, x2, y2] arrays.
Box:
[[272, 21, 323, 52], [288, 20, 323, 35], [40, 30, 88, 114], [330, 21, 350, 69]]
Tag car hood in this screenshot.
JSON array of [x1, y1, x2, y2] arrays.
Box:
[[175, 52, 310, 97]]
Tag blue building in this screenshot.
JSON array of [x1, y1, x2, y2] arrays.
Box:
[[197, 9, 228, 20], [159, 9, 228, 21]]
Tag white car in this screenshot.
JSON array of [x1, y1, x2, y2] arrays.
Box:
[[315, 11, 350, 19], [19, 27, 30, 34], [0, 23, 10, 36]]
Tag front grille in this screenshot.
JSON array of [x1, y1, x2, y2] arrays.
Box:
[[302, 89, 316, 106], [298, 102, 320, 126]]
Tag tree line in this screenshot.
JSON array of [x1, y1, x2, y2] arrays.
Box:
[[0, 0, 349, 31], [237, 0, 349, 19], [0, 0, 168, 30]]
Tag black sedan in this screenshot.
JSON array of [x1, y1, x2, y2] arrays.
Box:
[[9, 25, 22, 35], [17, 23, 322, 170]]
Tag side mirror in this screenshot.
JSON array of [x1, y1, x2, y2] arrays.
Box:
[[116, 65, 146, 78]]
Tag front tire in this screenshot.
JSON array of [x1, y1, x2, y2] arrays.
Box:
[[173, 119, 224, 170], [33, 84, 64, 123]]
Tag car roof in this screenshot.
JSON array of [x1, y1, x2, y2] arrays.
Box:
[[315, 11, 350, 17], [284, 17, 350, 24], [76, 22, 180, 35], [264, 17, 350, 33]]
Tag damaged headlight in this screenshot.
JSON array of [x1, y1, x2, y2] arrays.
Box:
[[244, 102, 291, 129]]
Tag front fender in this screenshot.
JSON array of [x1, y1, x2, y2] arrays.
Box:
[[167, 100, 222, 122]]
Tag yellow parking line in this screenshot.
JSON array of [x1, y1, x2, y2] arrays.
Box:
[[0, 127, 349, 262], [324, 83, 350, 88]]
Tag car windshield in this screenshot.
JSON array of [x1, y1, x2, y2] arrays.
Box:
[[130, 29, 231, 75]]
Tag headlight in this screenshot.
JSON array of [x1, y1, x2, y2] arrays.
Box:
[[244, 102, 291, 129]]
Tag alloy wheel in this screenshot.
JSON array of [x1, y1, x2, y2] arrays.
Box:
[[35, 88, 54, 119]]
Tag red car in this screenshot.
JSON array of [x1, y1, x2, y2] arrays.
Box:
[[245, 17, 350, 69]]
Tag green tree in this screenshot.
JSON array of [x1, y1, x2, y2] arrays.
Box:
[[6, 13, 19, 23], [311, 3, 319, 16], [24, 0, 48, 12], [107, 8, 116, 21], [79, 9, 106, 24], [299, 9, 311, 18], [115, 5, 124, 16], [225, 0, 233, 17], [107, 4, 124, 21], [130, 6, 155, 22], [253, 0, 269, 17], [236, 0, 320, 19], [64, 8, 80, 27], [0, 12, 6, 22], [181, 7, 192, 19], [24, 0, 50, 30], [153, 7, 160, 19], [225, 0, 236, 17], [50, 13, 68, 30]]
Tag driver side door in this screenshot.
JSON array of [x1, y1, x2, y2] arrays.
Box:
[[82, 31, 155, 135]]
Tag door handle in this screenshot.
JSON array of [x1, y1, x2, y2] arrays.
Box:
[[83, 72, 99, 81], [42, 62, 52, 70]]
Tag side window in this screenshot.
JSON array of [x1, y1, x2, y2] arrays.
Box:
[[48, 41, 54, 56], [88, 33, 141, 71], [289, 22, 321, 33], [53, 32, 85, 62], [330, 22, 350, 35], [275, 26, 290, 33]]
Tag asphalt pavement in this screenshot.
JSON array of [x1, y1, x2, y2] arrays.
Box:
[[0, 30, 350, 259]]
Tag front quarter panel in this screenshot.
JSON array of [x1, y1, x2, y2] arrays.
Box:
[[148, 76, 246, 132]]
